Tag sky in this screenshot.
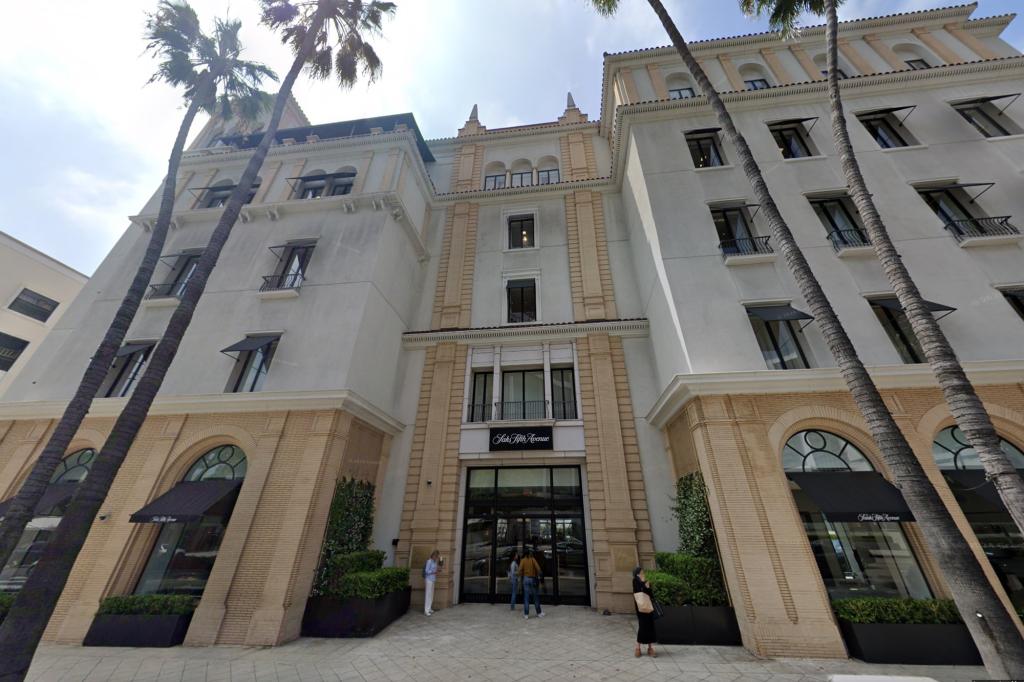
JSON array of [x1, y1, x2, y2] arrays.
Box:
[[1, 0, 1020, 276]]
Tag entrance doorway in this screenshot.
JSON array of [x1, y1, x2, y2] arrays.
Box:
[[460, 466, 590, 605]]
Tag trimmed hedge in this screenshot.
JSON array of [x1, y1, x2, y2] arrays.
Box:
[[330, 550, 386, 576], [647, 571, 687, 607], [324, 567, 409, 601], [654, 552, 728, 607], [673, 472, 717, 559], [0, 593, 13, 622], [832, 598, 962, 625], [97, 594, 198, 616], [312, 479, 376, 596]]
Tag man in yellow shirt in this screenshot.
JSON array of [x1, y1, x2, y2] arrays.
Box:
[[518, 549, 544, 619]]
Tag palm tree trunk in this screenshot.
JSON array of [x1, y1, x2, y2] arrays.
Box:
[[645, 0, 1024, 674], [822, 0, 1024, 527], [0, 74, 214, 572], [0, 16, 323, 679], [821, 0, 1024, 672]]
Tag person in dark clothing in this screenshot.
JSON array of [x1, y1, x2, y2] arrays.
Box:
[[632, 566, 657, 657]]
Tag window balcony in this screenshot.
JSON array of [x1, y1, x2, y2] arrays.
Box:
[[467, 404, 493, 423], [147, 282, 185, 300], [552, 400, 578, 421], [719, 236, 775, 264], [944, 217, 1022, 247], [467, 400, 579, 423], [258, 272, 304, 300], [497, 400, 548, 421], [827, 229, 874, 257]]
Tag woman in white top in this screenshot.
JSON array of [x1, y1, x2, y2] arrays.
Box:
[[423, 550, 440, 616], [508, 551, 521, 611]]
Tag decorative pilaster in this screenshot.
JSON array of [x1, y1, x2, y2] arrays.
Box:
[[252, 162, 281, 204], [911, 27, 962, 65], [943, 23, 998, 60], [431, 203, 479, 330], [646, 64, 670, 100], [717, 54, 745, 91], [862, 34, 905, 71], [837, 38, 875, 76], [788, 45, 821, 81], [760, 48, 795, 84], [619, 68, 640, 104], [559, 132, 597, 181], [565, 191, 617, 322]]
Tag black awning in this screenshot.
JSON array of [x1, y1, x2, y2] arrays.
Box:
[[747, 305, 813, 321], [220, 335, 279, 355], [918, 182, 995, 203], [285, 171, 357, 183], [942, 470, 1008, 513], [268, 239, 318, 259], [685, 127, 721, 136], [873, 297, 956, 313], [117, 341, 156, 357], [767, 116, 818, 127], [0, 484, 78, 518], [954, 93, 1019, 114], [130, 479, 242, 524], [788, 471, 914, 522]]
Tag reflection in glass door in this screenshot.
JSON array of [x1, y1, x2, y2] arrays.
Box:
[[460, 466, 589, 605]]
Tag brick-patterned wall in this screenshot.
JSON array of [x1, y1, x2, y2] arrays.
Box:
[[452, 143, 484, 193], [431, 203, 479, 330], [559, 132, 598, 181], [565, 191, 617, 322]]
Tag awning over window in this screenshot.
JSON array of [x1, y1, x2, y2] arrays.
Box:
[[158, 249, 203, 265], [267, 239, 318, 259], [918, 182, 994, 203], [220, 334, 279, 356], [942, 470, 1007, 513], [767, 116, 818, 131], [0, 483, 78, 518], [685, 127, 721, 136], [857, 105, 916, 125], [788, 471, 914, 522], [953, 93, 1019, 114], [747, 304, 813, 321], [117, 341, 156, 357], [872, 298, 956, 313], [129, 479, 242, 524]]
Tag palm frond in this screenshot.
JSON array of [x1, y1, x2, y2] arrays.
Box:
[[588, 0, 620, 17]]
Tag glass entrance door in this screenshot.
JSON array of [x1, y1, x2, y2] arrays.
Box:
[[460, 466, 589, 605]]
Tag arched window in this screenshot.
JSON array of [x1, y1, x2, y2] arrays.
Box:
[[537, 156, 560, 185], [510, 159, 533, 188], [298, 170, 327, 199], [784, 429, 931, 600], [133, 445, 247, 596], [483, 162, 506, 191], [203, 179, 236, 208], [932, 426, 1024, 609], [328, 166, 357, 196], [665, 72, 696, 100], [738, 63, 772, 91], [812, 53, 850, 79], [0, 448, 96, 591]]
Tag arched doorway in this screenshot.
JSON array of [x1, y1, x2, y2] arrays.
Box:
[[0, 448, 96, 591], [933, 425, 1024, 608], [784, 429, 932, 599], [131, 445, 246, 595]]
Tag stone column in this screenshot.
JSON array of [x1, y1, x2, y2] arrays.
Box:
[[862, 34, 905, 71], [911, 27, 963, 65], [943, 23, 998, 60], [543, 343, 553, 419], [717, 55, 746, 91]]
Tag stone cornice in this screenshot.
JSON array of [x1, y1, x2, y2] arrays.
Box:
[[646, 360, 1024, 429], [426, 121, 599, 148], [0, 389, 405, 436], [434, 177, 614, 204], [402, 318, 649, 348]]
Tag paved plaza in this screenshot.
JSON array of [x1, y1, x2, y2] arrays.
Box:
[[26, 604, 987, 681]]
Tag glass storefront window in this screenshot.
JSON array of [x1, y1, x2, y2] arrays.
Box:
[[468, 468, 495, 501], [497, 468, 549, 501], [552, 468, 582, 501], [784, 430, 932, 601]]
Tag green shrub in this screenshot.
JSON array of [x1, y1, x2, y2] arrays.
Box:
[[673, 472, 717, 559], [0, 593, 13, 622], [330, 550, 385, 576], [832, 598, 962, 625], [312, 478, 376, 596], [97, 594, 198, 616], [647, 571, 688, 607], [322, 567, 409, 600], [654, 552, 728, 607]]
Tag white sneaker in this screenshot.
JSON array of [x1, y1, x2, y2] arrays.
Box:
[[425, 611, 432, 616], [523, 615, 529, 620], [538, 613, 545, 618]]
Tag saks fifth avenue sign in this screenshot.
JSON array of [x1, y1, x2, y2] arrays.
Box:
[[489, 426, 554, 452]]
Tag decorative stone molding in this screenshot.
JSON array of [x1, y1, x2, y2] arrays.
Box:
[[402, 318, 649, 348]]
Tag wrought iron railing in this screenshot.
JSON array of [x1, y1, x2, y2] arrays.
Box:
[[147, 281, 186, 299], [497, 400, 548, 421], [827, 228, 872, 252], [552, 400, 578, 421], [719, 236, 773, 258], [943, 217, 1019, 243], [260, 272, 305, 292], [467, 403, 492, 423]]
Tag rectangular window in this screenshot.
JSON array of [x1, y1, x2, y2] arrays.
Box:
[[484, 174, 506, 190], [686, 133, 725, 168], [744, 78, 770, 90], [770, 124, 813, 159], [711, 206, 755, 253], [99, 344, 152, 398], [669, 87, 695, 99], [747, 312, 812, 370], [858, 115, 910, 149], [537, 169, 560, 185], [228, 339, 278, 393], [510, 172, 532, 188], [301, 182, 324, 199], [157, 253, 200, 299], [551, 367, 577, 420], [870, 299, 924, 364], [329, 173, 355, 196], [506, 279, 536, 324], [1002, 289, 1024, 321], [8, 288, 59, 323], [905, 59, 930, 70], [917, 187, 977, 236], [955, 104, 1012, 138], [469, 371, 493, 422], [507, 215, 535, 249], [266, 241, 315, 290], [810, 197, 869, 247], [501, 369, 545, 420], [204, 186, 233, 208], [0, 332, 29, 372]]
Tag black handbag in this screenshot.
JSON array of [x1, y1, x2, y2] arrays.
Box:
[[651, 598, 665, 620]]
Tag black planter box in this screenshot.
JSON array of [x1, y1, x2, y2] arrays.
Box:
[[839, 620, 982, 665], [302, 587, 410, 638], [655, 605, 741, 645], [83, 613, 193, 647]]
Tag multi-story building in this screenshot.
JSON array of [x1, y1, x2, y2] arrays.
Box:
[[0, 231, 87, 394], [0, 1, 1022, 658]]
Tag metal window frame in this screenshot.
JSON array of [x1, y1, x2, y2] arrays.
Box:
[[955, 105, 1012, 137], [483, 174, 506, 190], [871, 303, 924, 363], [770, 125, 813, 159], [506, 278, 537, 323], [537, 169, 560, 185], [748, 314, 811, 370], [507, 215, 536, 249], [686, 133, 725, 168], [1002, 288, 1024, 321], [668, 87, 696, 100]]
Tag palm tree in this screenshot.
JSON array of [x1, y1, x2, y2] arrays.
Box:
[[591, 0, 1024, 675], [0, 1, 275, 575], [0, 2, 393, 677], [743, 0, 1024, 541]]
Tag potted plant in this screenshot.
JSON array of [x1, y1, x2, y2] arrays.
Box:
[[649, 553, 741, 645], [301, 550, 410, 637], [83, 594, 197, 647], [832, 597, 981, 665]]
